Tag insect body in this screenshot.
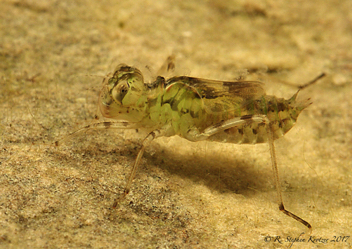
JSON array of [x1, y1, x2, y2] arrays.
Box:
[[100, 65, 306, 145], [59, 60, 324, 231]]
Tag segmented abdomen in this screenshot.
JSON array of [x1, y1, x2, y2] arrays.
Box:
[[205, 96, 303, 144]]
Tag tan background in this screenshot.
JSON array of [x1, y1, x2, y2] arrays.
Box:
[[1, 0, 351, 248]]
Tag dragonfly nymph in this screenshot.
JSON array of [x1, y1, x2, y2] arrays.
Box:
[[57, 59, 324, 231]]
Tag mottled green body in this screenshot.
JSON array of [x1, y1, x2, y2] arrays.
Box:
[[64, 62, 322, 230], [99, 65, 308, 144], [203, 94, 304, 144]]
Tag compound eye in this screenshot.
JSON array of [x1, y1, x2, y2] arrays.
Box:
[[111, 82, 129, 104]]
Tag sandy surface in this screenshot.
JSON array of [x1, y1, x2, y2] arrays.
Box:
[[1, 0, 351, 248]]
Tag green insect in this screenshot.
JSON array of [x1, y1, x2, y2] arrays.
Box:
[[57, 57, 324, 231]]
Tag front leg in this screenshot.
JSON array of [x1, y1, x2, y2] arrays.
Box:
[[55, 121, 141, 146], [113, 129, 163, 208]]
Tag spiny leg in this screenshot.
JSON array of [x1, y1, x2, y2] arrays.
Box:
[[204, 115, 267, 136], [185, 115, 312, 230], [266, 122, 312, 232], [185, 114, 268, 141], [113, 129, 162, 208]]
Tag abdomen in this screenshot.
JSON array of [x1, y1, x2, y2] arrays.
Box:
[[204, 96, 302, 144]]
